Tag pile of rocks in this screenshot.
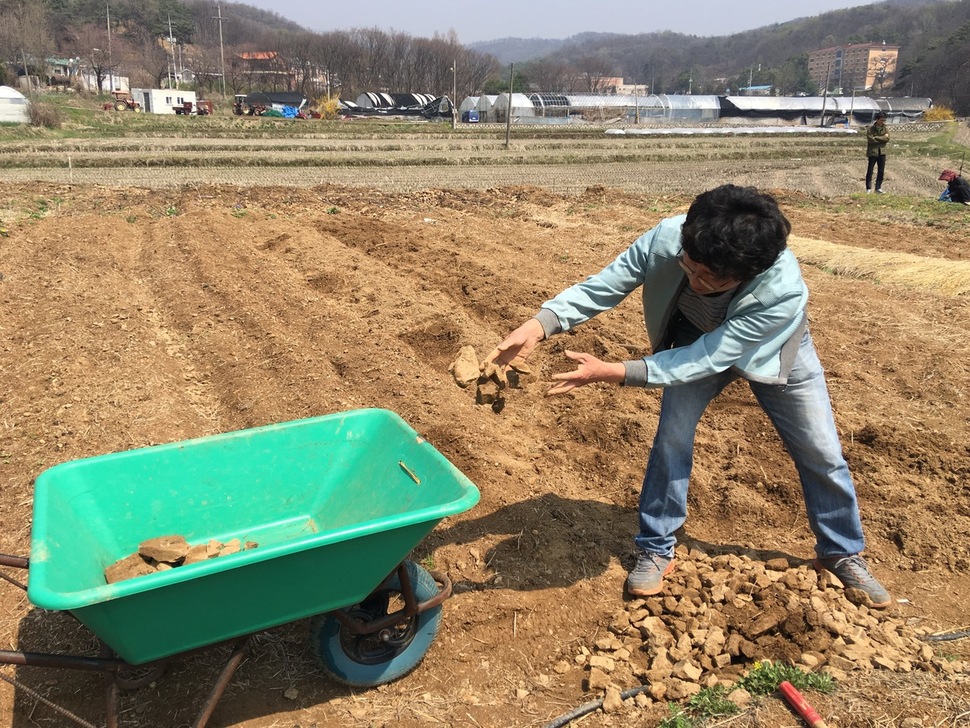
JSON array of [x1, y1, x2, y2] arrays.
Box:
[[104, 535, 257, 584], [573, 545, 968, 710]]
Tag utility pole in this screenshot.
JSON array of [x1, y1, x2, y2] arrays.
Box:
[[819, 62, 831, 128], [167, 16, 176, 89], [504, 63, 514, 149], [20, 49, 31, 94], [215, 6, 227, 97], [106, 3, 112, 91], [450, 59, 457, 130]]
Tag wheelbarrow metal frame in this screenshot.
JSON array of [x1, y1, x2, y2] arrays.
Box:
[[0, 555, 450, 728]]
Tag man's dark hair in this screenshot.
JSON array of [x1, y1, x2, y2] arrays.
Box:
[[680, 184, 791, 281]]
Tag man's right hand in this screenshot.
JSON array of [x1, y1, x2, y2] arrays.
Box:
[[483, 318, 545, 371]]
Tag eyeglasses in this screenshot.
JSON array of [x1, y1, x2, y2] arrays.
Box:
[[676, 252, 740, 293]]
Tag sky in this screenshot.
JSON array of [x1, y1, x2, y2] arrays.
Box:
[[239, 0, 882, 45]]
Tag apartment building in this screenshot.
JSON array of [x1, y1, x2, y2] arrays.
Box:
[[808, 42, 899, 93]]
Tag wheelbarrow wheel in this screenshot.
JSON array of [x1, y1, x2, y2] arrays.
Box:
[[309, 560, 442, 687]]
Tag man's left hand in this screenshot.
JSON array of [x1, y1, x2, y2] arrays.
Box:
[[547, 350, 626, 396]]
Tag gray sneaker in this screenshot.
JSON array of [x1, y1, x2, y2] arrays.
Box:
[[814, 555, 891, 609], [627, 550, 675, 596]]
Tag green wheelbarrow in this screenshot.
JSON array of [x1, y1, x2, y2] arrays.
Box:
[[0, 408, 480, 727]]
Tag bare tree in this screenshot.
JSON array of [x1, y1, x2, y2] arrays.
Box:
[[283, 30, 322, 97], [354, 27, 392, 92], [123, 25, 172, 89], [65, 23, 114, 92], [523, 58, 576, 93], [575, 54, 617, 93], [0, 2, 54, 91], [314, 31, 356, 100]]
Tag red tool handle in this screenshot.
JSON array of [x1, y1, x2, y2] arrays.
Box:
[[779, 681, 828, 728]]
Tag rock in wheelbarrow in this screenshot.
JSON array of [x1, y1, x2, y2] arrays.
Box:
[[105, 553, 157, 584], [139, 535, 191, 564]]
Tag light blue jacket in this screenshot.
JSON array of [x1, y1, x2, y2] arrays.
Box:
[[535, 215, 809, 388]]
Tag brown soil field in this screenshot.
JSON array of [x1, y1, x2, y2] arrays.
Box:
[[1, 126, 970, 728]]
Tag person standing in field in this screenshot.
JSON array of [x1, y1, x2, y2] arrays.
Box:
[[484, 184, 892, 609], [865, 112, 890, 194]]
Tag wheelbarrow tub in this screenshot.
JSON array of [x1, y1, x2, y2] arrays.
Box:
[[26, 409, 479, 664]]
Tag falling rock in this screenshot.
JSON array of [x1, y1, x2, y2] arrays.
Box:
[[476, 379, 501, 405], [449, 346, 480, 388]]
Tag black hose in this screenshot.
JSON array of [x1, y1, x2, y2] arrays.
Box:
[[543, 684, 653, 728], [923, 629, 970, 642]]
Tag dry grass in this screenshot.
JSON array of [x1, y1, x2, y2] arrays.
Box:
[[790, 235, 970, 297]]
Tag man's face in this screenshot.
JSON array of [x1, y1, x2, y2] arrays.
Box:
[[677, 251, 741, 294]]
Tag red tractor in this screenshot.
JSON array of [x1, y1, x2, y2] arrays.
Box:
[[103, 90, 141, 112], [174, 100, 214, 115]]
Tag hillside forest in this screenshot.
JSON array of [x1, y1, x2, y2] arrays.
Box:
[[1, 0, 970, 113]]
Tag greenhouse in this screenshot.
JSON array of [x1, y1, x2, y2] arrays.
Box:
[[458, 96, 479, 115], [355, 92, 437, 109], [486, 93, 722, 124], [475, 95, 499, 122], [490, 93, 536, 123]]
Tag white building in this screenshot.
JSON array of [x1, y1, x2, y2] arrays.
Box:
[[131, 88, 197, 114]]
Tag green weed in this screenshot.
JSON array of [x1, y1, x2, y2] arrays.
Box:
[[657, 685, 739, 727], [657, 705, 693, 728], [738, 659, 835, 696]]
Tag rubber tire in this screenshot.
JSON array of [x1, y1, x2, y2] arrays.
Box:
[[309, 560, 442, 687]]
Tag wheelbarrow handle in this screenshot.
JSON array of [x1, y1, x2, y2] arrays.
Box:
[[0, 553, 29, 569], [0, 553, 29, 591]]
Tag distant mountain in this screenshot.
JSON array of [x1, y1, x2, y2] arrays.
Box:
[[469, 0, 970, 113], [470, 32, 624, 65], [469, 37, 567, 65]]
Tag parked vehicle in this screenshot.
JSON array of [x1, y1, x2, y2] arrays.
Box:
[[103, 90, 141, 112], [174, 100, 214, 115]]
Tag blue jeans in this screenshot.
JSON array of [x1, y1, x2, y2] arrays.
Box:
[[635, 329, 866, 559]]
